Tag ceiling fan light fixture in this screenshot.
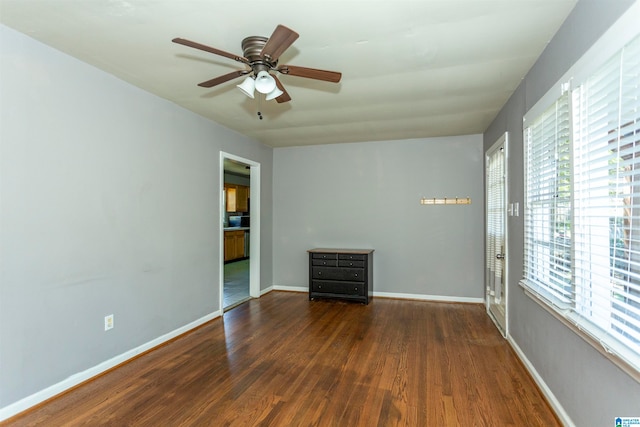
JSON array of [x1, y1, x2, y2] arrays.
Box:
[[237, 76, 255, 98], [254, 70, 276, 94], [173, 25, 341, 106], [265, 86, 284, 101]]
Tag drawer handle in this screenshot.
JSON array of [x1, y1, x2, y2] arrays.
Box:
[[355, 287, 358, 291], [318, 271, 322, 275], [318, 285, 322, 289], [349, 262, 353, 266], [354, 273, 358, 277]]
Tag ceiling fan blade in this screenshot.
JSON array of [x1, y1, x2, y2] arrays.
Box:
[[273, 76, 292, 103], [197, 70, 249, 88], [260, 25, 299, 62], [172, 38, 248, 64], [278, 65, 342, 83]]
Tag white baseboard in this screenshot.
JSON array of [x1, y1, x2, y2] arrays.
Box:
[[260, 285, 275, 295], [374, 291, 484, 304], [0, 310, 221, 422], [268, 286, 483, 304], [271, 285, 307, 293], [507, 335, 574, 427]]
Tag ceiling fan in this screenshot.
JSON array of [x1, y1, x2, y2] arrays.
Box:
[[172, 25, 342, 104]]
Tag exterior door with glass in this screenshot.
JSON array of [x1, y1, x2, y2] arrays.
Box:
[[486, 133, 508, 336]]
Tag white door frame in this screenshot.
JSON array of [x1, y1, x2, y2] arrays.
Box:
[[220, 151, 261, 314], [485, 132, 508, 337]]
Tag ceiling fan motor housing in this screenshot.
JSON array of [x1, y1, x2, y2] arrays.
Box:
[[242, 36, 277, 74]]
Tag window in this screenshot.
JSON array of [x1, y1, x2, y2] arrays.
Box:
[[522, 16, 640, 377], [523, 93, 572, 305]]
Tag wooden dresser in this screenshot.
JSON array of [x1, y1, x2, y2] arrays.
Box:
[[308, 248, 374, 304]]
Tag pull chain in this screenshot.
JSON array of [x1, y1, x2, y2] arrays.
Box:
[[257, 93, 264, 120]]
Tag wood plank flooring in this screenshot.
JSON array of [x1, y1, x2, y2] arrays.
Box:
[[3, 292, 560, 426]]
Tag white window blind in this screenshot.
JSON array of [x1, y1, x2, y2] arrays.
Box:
[[523, 93, 572, 306], [572, 33, 640, 360], [523, 31, 640, 373], [487, 143, 505, 283]]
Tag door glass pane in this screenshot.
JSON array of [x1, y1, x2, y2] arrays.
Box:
[[487, 138, 507, 334]]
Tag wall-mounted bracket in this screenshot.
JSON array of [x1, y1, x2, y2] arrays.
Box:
[[420, 197, 471, 205]]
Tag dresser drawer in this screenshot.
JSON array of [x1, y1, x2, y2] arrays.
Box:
[[311, 280, 365, 296], [312, 253, 338, 260], [312, 267, 364, 282], [338, 260, 365, 268], [312, 259, 338, 267], [338, 254, 366, 261]]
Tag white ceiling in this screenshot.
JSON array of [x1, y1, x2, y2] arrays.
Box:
[[0, 0, 577, 148]]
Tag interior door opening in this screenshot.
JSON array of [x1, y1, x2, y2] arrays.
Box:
[[221, 152, 260, 312]]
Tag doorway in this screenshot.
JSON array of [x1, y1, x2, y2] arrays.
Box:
[[485, 132, 508, 336], [220, 152, 260, 313]]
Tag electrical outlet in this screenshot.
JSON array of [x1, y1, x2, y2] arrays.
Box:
[[104, 314, 114, 331]]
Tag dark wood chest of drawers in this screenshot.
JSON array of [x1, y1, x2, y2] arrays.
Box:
[[308, 248, 374, 304]]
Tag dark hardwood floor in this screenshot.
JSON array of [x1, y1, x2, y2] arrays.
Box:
[[3, 292, 560, 426]]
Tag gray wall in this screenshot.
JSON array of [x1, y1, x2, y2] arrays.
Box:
[[272, 135, 484, 300], [0, 24, 273, 409], [483, 1, 640, 425]]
